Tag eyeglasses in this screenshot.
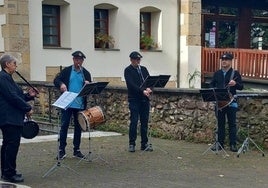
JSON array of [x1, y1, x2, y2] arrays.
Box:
[[134, 58, 141, 61], [8, 61, 17, 65]]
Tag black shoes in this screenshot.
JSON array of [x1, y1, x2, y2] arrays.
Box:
[[230, 145, 238, 152], [128, 145, 135, 152], [73, 150, 85, 158], [129, 144, 153, 152], [56, 150, 66, 160], [2, 174, 24, 183], [141, 143, 153, 152], [56, 150, 85, 159], [211, 144, 238, 152]]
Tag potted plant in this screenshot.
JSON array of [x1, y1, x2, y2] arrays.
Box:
[[140, 35, 155, 50], [95, 33, 115, 49]]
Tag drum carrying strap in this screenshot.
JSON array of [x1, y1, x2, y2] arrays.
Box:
[[226, 69, 235, 91]]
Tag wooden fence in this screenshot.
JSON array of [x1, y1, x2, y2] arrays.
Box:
[[201, 48, 268, 81]]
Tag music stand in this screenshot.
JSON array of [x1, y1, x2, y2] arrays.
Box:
[[141, 75, 170, 154], [200, 88, 229, 157], [43, 91, 79, 178], [236, 95, 265, 157], [77, 82, 109, 165]]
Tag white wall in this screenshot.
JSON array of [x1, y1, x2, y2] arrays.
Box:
[[28, 0, 178, 86]]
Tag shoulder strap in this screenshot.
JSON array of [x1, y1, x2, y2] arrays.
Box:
[[230, 69, 235, 81]]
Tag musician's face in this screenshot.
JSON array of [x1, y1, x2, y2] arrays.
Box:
[[130, 58, 141, 68], [221, 58, 232, 69], [73, 57, 84, 68], [5, 60, 17, 74]]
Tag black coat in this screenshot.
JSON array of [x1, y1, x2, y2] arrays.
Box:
[[210, 68, 244, 96], [0, 70, 33, 126], [124, 64, 150, 100], [54, 65, 92, 109]]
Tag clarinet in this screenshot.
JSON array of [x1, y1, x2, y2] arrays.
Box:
[[15, 71, 39, 94]]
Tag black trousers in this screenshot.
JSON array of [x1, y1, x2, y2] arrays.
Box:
[[0, 124, 22, 177], [216, 106, 237, 146], [128, 99, 150, 146]]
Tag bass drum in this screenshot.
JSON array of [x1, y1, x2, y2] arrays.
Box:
[[78, 106, 105, 131], [22, 120, 39, 139]]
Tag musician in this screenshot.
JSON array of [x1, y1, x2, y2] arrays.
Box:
[[210, 52, 243, 152], [0, 54, 38, 183], [124, 51, 153, 152], [54, 50, 91, 159]]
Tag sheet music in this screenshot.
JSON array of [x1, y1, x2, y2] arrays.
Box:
[[52, 91, 79, 110]]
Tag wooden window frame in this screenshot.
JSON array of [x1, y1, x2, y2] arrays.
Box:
[[140, 12, 151, 37], [42, 5, 61, 47]]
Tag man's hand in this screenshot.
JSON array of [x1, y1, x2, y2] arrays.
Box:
[[60, 83, 67, 92]]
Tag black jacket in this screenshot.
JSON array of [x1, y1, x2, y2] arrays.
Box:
[[0, 70, 34, 126], [124, 64, 150, 100], [54, 65, 92, 109], [210, 68, 243, 96]]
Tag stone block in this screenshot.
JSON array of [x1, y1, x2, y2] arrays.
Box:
[[18, 1, 28, 15], [7, 1, 18, 14], [4, 37, 29, 52], [187, 35, 201, 46], [1, 24, 29, 38], [7, 14, 29, 24]]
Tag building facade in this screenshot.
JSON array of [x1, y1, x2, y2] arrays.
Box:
[[0, 0, 204, 88]]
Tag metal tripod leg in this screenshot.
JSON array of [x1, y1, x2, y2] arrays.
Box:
[[140, 97, 168, 155], [43, 160, 79, 177], [237, 112, 265, 157], [77, 128, 109, 165], [141, 124, 168, 155], [203, 141, 229, 157], [43, 112, 78, 177], [237, 136, 265, 157], [202, 126, 229, 158]]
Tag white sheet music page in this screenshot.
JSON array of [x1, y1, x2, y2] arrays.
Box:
[[52, 91, 79, 110]]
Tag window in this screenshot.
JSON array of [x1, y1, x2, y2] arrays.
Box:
[[94, 4, 118, 49], [140, 7, 162, 50], [94, 9, 111, 48], [251, 22, 268, 49], [202, 2, 268, 49], [140, 13, 151, 37], [42, 5, 60, 47], [94, 9, 109, 35]]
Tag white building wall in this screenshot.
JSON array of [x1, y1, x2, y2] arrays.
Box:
[[28, 0, 178, 86]]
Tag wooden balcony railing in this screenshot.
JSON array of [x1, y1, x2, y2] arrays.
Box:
[[201, 48, 268, 82]]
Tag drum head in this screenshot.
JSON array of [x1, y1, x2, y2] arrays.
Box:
[[78, 112, 89, 131], [22, 121, 39, 139]]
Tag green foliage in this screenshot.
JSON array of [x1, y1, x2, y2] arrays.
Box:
[[140, 35, 156, 50], [95, 33, 115, 49], [187, 70, 201, 88]]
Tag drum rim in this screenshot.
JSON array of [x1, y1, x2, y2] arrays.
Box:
[[78, 112, 89, 131]]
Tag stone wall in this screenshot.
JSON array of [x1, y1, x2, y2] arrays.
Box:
[[0, 0, 31, 79], [21, 82, 268, 149]]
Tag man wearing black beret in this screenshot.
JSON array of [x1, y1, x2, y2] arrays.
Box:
[[210, 52, 243, 152], [124, 51, 153, 152], [54, 50, 91, 159]]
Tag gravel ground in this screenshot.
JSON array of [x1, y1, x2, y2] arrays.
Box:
[[1, 133, 267, 188]]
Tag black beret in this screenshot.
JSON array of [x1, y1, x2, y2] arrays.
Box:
[[220, 53, 233, 60], [72, 51, 86, 59], [129, 51, 143, 59]]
